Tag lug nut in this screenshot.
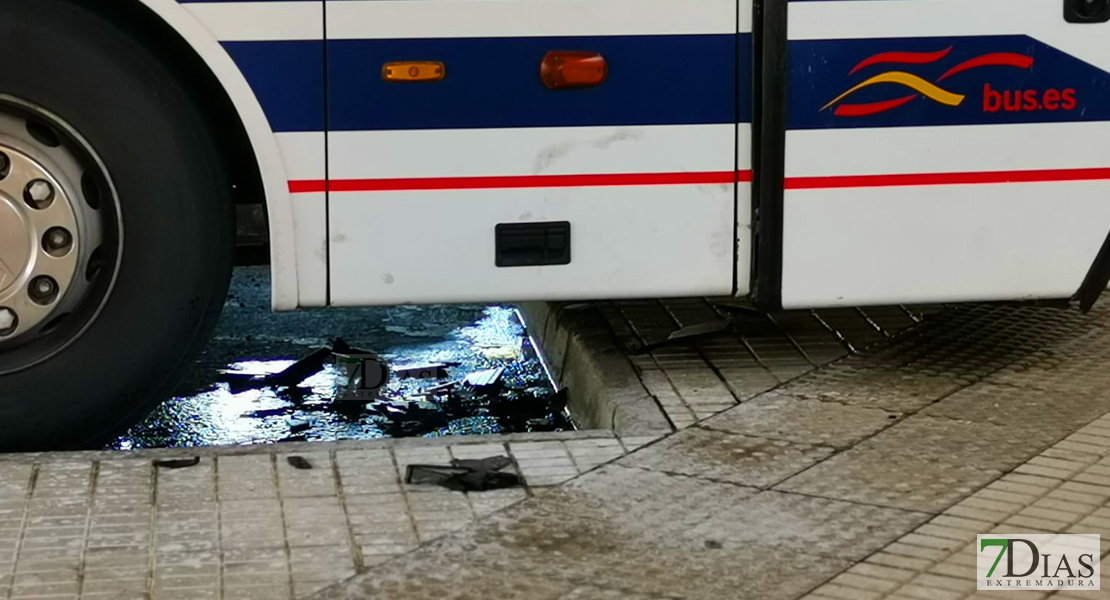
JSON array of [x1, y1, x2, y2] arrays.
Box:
[[43, 227, 72, 255], [0, 308, 16, 337], [28, 276, 58, 305], [24, 179, 54, 210]]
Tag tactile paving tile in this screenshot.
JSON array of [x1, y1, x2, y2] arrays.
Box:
[[778, 364, 966, 413], [779, 304, 1102, 413], [684, 490, 929, 562], [988, 355, 1110, 397], [984, 323, 1110, 396], [660, 298, 724, 328], [770, 311, 851, 367], [921, 382, 1110, 446], [702, 391, 901, 449], [524, 466, 760, 551], [852, 304, 1098, 381], [618, 426, 834, 488], [857, 306, 921, 336], [314, 475, 854, 600], [812, 308, 890, 351], [546, 466, 925, 564], [715, 367, 782, 403], [1042, 325, 1110, 359], [613, 300, 683, 347], [775, 415, 1053, 512]]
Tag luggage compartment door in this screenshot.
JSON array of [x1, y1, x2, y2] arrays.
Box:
[[779, 0, 1110, 308]]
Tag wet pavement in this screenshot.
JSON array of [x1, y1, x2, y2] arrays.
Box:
[[310, 298, 1110, 600], [111, 267, 565, 449], [4, 298, 1110, 599]]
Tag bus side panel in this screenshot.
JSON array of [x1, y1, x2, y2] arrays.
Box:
[[780, 0, 1110, 308], [324, 0, 748, 306], [218, 40, 328, 307], [168, 0, 328, 309]]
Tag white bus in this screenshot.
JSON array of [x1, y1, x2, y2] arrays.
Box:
[[0, 0, 1108, 447]]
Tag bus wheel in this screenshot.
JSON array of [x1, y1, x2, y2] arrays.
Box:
[[0, 0, 233, 449]]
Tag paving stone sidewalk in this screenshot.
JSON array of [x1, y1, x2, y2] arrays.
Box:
[[0, 432, 653, 600], [308, 299, 1110, 599], [3, 300, 1110, 600]]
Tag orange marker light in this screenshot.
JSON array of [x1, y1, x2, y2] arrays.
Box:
[[540, 51, 607, 90], [383, 62, 446, 82]]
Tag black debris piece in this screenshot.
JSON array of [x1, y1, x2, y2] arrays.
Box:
[[222, 346, 332, 392], [712, 302, 760, 315], [463, 367, 504, 390], [286, 456, 313, 470], [393, 363, 449, 380], [441, 389, 469, 420], [242, 407, 292, 419], [450, 455, 514, 472], [668, 320, 731, 340], [374, 398, 449, 437], [206, 318, 572, 441], [630, 319, 732, 355], [549, 387, 569, 412], [224, 338, 378, 394], [489, 387, 568, 425], [424, 380, 459, 395], [332, 402, 369, 417], [283, 385, 310, 405], [405, 465, 474, 489], [153, 457, 201, 469], [332, 337, 374, 356], [452, 470, 521, 492], [375, 399, 444, 418], [224, 372, 265, 394], [287, 417, 311, 434], [265, 347, 333, 388], [405, 455, 522, 492]]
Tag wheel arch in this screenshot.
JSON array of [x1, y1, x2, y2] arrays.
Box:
[[86, 0, 300, 310]]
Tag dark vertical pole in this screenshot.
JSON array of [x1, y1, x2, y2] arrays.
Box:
[[751, 0, 788, 310], [1076, 230, 1110, 312]]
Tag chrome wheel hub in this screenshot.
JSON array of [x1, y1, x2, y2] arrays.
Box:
[[0, 98, 119, 372]]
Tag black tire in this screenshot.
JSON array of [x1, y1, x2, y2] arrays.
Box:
[[0, 0, 233, 449]]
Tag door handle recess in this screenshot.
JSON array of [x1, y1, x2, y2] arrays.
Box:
[[1065, 0, 1110, 23]]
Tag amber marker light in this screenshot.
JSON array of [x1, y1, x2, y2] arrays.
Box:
[[383, 62, 446, 82]]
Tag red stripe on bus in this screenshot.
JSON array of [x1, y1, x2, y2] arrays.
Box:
[[289, 166, 1110, 194], [288, 180, 327, 193], [785, 167, 1110, 190], [289, 170, 752, 193]]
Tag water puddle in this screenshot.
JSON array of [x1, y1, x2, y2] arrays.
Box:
[[112, 270, 567, 449]]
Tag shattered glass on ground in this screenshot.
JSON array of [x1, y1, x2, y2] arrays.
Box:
[[111, 267, 568, 449]]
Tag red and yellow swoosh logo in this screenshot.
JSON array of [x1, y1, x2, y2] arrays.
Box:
[[824, 48, 1035, 117]]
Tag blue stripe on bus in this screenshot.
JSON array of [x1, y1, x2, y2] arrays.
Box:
[[220, 35, 748, 132], [223, 41, 325, 132], [327, 34, 749, 131]]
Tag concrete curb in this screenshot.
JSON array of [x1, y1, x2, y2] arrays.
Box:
[[1, 429, 622, 462], [519, 302, 672, 437]]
